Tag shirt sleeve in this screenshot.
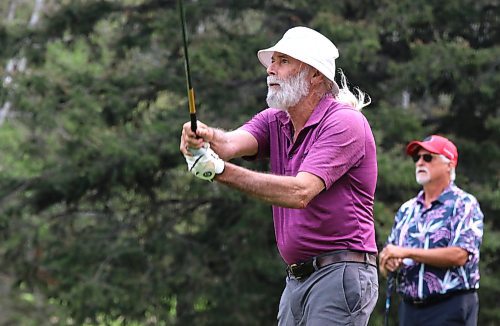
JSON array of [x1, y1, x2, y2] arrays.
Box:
[[299, 108, 365, 189], [450, 195, 484, 259], [386, 198, 417, 247], [238, 109, 272, 160], [386, 205, 407, 246], [387, 212, 401, 246]]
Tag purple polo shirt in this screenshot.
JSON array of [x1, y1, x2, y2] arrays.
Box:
[[239, 95, 378, 264]]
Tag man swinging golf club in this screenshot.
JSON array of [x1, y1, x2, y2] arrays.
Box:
[[180, 26, 378, 325]]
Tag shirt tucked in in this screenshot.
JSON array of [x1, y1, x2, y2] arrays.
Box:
[[239, 95, 378, 264]]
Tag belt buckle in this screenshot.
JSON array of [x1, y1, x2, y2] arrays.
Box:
[[412, 298, 426, 306], [289, 263, 302, 279], [288, 259, 317, 280]]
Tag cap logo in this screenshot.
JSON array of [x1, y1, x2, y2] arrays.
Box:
[[443, 148, 454, 159]]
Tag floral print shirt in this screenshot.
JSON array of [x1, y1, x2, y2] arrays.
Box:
[[386, 183, 484, 300]]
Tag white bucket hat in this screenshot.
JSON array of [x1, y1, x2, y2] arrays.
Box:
[[257, 26, 340, 93]]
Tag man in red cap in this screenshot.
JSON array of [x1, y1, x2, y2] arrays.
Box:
[[379, 135, 484, 326]]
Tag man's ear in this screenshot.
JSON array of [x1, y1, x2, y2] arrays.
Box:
[[311, 69, 324, 85]]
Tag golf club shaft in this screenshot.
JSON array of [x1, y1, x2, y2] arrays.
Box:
[[384, 272, 395, 326], [178, 0, 197, 133]]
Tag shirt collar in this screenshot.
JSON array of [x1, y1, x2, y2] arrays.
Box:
[[416, 182, 455, 206], [275, 94, 336, 128], [303, 94, 336, 128]]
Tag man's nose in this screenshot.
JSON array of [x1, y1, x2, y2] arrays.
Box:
[[267, 62, 276, 76]]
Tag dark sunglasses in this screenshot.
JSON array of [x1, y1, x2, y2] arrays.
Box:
[[412, 153, 434, 163]]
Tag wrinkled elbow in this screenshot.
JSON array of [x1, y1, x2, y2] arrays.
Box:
[[454, 248, 469, 267], [457, 254, 468, 267], [290, 190, 313, 209], [285, 176, 323, 209], [293, 199, 308, 209]]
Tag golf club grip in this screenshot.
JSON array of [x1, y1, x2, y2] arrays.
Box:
[[188, 86, 197, 132], [190, 113, 197, 133]]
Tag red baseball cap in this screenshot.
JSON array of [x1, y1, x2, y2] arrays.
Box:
[[406, 135, 458, 165]]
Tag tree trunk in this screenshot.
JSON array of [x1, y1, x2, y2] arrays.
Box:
[[1, 0, 44, 126], [29, 0, 44, 27]]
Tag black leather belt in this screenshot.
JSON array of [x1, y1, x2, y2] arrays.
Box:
[[286, 250, 377, 280], [403, 289, 477, 307]]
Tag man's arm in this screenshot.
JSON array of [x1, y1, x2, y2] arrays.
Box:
[[180, 121, 257, 160], [216, 163, 325, 209], [379, 258, 402, 277], [180, 120, 325, 207], [208, 128, 258, 161], [379, 244, 468, 269]]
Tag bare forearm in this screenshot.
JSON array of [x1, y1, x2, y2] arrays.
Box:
[[209, 128, 256, 161], [209, 128, 236, 160], [380, 244, 468, 271], [403, 247, 468, 268], [182, 121, 257, 161], [215, 162, 321, 208]]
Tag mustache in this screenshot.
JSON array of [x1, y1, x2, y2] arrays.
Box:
[[267, 75, 285, 85], [416, 166, 429, 174]]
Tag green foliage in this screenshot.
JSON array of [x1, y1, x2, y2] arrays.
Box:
[[0, 0, 498, 325]]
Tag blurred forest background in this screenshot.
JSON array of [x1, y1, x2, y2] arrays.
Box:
[[0, 0, 498, 325]]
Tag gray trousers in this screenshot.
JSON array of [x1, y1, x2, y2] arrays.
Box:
[[278, 262, 378, 326]]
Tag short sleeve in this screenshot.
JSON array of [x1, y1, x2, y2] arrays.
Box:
[[450, 195, 484, 258], [299, 109, 365, 189], [238, 109, 272, 159]]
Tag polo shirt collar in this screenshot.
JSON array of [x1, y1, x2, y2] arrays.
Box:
[[303, 94, 335, 128], [416, 182, 455, 206], [275, 94, 335, 128]]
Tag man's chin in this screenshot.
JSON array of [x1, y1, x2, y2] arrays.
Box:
[[267, 103, 287, 111], [416, 177, 430, 185], [266, 98, 289, 111]]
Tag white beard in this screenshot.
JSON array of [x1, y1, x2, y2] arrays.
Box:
[[416, 167, 430, 185], [266, 69, 310, 111]]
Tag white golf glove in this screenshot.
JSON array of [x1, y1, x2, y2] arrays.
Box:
[[185, 143, 225, 181]]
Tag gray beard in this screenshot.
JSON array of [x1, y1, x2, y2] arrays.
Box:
[[416, 176, 430, 185], [416, 167, 430, 185], [266, 69, 310, 111]]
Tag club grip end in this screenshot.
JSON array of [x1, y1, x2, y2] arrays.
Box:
[[190, 113, 197, 133]]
